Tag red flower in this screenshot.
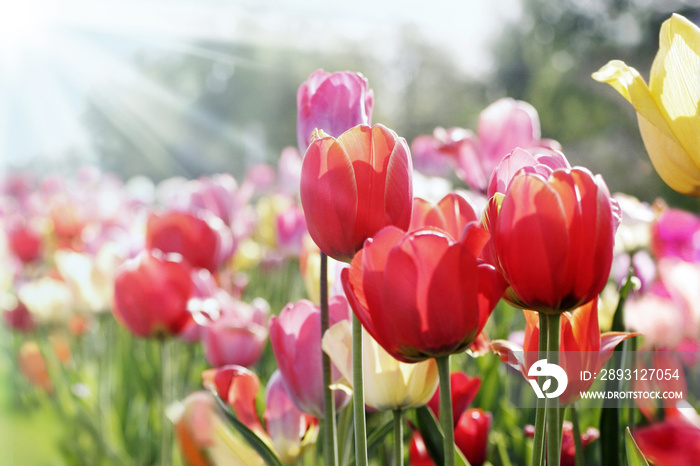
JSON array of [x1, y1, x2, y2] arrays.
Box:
[[633, 418, 700, 466], [410, 192, 478, 241], [112, 250, 193, 338], [300, 124, 413, 262], [492, 299, 636, 405], [146, 211, 231, 273], [409, 408, 491, 466], [296, 69, 373, 154], [491, 167, 618, 313], [342, 225, 505, 363], [524, 421, 599, 466]]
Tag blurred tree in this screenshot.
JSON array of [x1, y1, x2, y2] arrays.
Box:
[[489, 0, 700, 209]]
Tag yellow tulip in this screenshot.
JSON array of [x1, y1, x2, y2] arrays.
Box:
[[322, 320, 439, 412], [593, 14, 700, 196]]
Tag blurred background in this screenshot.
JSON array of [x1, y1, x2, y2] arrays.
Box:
[[2, 0, 699, 208]]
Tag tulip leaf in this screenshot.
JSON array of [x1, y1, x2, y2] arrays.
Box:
[[624, 427, 650, 466], [415, 406, 471, 466], [212, 391, 283, 466]]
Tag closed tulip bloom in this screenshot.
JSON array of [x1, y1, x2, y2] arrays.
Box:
[[342, 224, 506, 363], [146, 211, 232, 273], [296, 69, 373, 153], [426, 372, 482, 426], [202, 309, 268, 368], [633, 418, 700, 466], [492, 300, 636, 405], [112, 250, 193, 338], [300, 124, 413, 262], [264, 370, 318, 464], [322, 320, 439, 411], [269, 298, 351, 417], [410, 192, 478, 240], [492, 168, 618, 313], [593, 14, 700, 196]]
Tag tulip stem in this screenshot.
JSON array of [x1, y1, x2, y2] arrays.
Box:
[[160, 337, 172, 466], [546, 313, 561, 466], [393, 409, 403, 466], [320, 252, 339, 466], [436, 356, 455, 466], [532, 313, 549, 466], [571, 404, 585, 466], [353, 314, 369, 466]]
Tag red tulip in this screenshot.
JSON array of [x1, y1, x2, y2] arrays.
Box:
[[491, 167, 618, 313], [202, 364, 265, 437], [269, 298, 351, 417], [491, 299, 636, 405], [633, 418, 700, 466], [300, 124, 413, 261], [409, 408, 491, 466], [146, 211, 232, 273], [297, 69, 373, 153], [426, 372, 482, 426], [524, 422, 599, 466], [112, 250, 193, 338], [7, 223, 42, 263], [410, 192, 478, 241], [342, 224, 506, 363]]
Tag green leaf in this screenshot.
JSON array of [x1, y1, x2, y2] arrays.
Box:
[[212, 391, 283, 466], [414, 406, 471, 466], [625, 427, 649, 466], [348, 416, 393, 466]]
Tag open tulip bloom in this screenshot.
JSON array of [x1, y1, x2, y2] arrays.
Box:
[[593, 14, 700, 196]]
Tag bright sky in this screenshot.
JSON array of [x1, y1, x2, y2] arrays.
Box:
[[0, 0, 522, 168]]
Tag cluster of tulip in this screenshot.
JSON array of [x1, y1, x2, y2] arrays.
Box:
[[2, 12, 699, 466]]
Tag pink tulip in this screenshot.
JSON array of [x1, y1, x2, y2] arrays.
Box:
[[651, 207, 700, 262], [453, 99, 561, 193], [634, 418, 700, 466], [264, 370, 317, 464], [297, 69, 374, 154], [269, 298, 351, 417]]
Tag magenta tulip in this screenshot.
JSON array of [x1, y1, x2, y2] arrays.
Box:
[[297, 69, 373, 153]]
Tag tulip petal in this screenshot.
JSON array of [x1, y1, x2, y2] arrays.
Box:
[[300, 136, 358, 260], [650, 14, 700, 158]]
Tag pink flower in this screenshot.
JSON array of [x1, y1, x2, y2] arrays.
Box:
[[651, 207, 700, 262], [633, 418, 700, 466], [269, 298, 351, 417], [264, 370, 317, 464], [297, 69, 374, 154]]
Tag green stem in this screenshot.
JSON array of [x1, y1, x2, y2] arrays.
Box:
[[571, 404, 585, 466], [353, 314, 369, 466], [320, 252, 339, 466], [532, 313, 549, 466], [160, 338, 172, 466], [393, 409, 403, 466], [546, 313, 561, 466], [436, 356, 455, 466]]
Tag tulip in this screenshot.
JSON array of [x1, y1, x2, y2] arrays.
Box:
[[7, 222, 42, 263], [269, 298, 351, 417], [650, 207, 700, 262], [426, 372, 481, 426], [112, 250, 193, 338], [146, 211, 232, 273], [322, 320, 439, 411], [202, 365, 266, 437], [633, 418, 700, 466], [491, 299, 636, 405], [593, 14, 700, 196], [410, 192, 478, 241], [410, 129, 458, 177], [18, 341, 52, 393], [408, 408, 491, 466], [300, 124, 413, 262], [296, 69, 373, 154], [18, 277, 74, 325], [433, 99, 561, 193], [342, 224, 506, 363], [486, 147, 571, 199], [3, 301, 35, 333], [171, 391, 265, 466], [264, 370, 318, 464], [490, 167, 618, 313]]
